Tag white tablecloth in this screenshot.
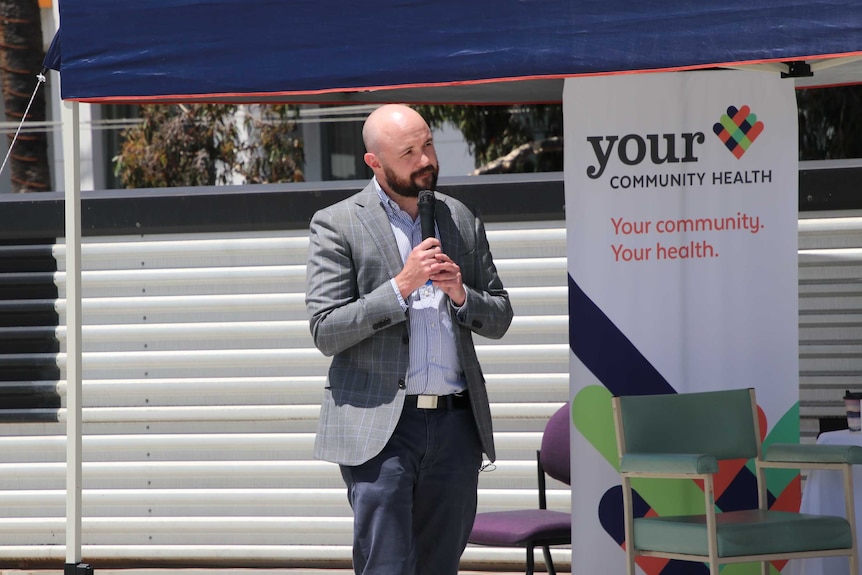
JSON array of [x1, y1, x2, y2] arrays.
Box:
[[786, 429, 862, 575]]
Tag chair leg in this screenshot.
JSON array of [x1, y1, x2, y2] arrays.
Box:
[[625, 544, 636, 575], [541, 545, 557, 575], [525, 545, 534, 575]]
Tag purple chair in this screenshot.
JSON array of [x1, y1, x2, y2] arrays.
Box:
[[469, 402, 571, 574]]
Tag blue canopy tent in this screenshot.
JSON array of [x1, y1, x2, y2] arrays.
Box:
[[49, 0, 862, 104], [45, 1, 862, 572]]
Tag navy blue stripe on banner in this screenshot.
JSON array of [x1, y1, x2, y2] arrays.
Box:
[[568, 274, 674, 397]]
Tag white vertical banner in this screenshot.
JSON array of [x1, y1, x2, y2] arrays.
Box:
[[565, 71, 799, 575]]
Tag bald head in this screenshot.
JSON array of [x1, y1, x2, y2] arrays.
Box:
[[362, 104, 428, 155]]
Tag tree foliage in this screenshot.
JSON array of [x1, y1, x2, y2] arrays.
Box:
[[0, 0, 50, 192], [240, 104, 305, 183], [414, 104, 563, 172], [797, 85, 862, 161], [114, 104, 238, 188], [114, 103, 304, 188]]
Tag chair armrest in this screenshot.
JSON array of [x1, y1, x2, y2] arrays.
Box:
[[764, 443, 862, 465], [620, 453, 718, 475]]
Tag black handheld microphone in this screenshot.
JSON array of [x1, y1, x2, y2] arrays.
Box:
[[418, 190, 436, 240]]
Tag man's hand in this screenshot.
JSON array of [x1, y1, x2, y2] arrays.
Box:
[[429, 252, 466, 306], [394, 239, 466, 306], [395, 238, 441, 298]]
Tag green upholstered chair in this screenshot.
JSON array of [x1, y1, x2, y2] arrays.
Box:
[[612, 387, 862, 575]]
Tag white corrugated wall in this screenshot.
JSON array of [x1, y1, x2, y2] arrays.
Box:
[[798, 211, 862, 440], [0, 211, 858, 569], [0, 220, 570, 571]]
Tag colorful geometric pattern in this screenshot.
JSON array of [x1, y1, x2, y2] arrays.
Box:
[[713, 105, 765, 159], [569, 275, 801, 575]]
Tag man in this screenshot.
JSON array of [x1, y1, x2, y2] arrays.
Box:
[[305, 104, 513, 575]]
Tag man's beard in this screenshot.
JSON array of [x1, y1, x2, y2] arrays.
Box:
[[382, 164, 439, 198]]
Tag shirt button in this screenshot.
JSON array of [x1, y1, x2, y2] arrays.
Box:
[[398, 379, 406, 390]]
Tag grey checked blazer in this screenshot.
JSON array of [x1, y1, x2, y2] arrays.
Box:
[[305, 183, 513, 466]]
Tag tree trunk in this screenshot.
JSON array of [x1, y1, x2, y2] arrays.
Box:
[[0, 0, 50, 193]]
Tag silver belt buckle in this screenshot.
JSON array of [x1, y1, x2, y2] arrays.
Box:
[[416, 395, 438, 409]]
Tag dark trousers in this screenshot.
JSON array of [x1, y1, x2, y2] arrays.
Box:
[[340, 402, 483, 575]]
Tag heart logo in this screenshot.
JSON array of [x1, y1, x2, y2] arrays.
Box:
[[713, 105, 764, 159]]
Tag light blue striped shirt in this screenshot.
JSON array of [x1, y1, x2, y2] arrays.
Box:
[[375, 181, 467, 395]]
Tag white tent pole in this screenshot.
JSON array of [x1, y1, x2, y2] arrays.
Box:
[[61, 98, 83, 570]]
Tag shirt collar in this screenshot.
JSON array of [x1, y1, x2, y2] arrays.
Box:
[[374, 177, 411, 219]]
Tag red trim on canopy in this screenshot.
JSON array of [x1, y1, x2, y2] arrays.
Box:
[[64, 52, 862, 105]]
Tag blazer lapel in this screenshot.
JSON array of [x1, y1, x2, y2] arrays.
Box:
[[434, 196, 463, 264], [354, 184, 404, 279]]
